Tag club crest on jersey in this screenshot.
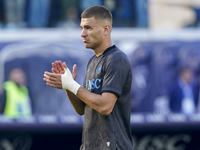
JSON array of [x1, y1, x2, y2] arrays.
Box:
[[96, 65, 102, 74]]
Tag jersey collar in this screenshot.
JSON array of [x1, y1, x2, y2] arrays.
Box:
[[102, 45, 116, 55]]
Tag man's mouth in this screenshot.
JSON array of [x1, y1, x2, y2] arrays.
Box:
[[83, 39, 88, 43]]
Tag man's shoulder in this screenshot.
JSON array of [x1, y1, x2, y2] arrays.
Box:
[[107, 46, 130, 63]]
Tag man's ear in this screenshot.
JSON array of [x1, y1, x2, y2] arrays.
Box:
[[103, 24, 111, 36]]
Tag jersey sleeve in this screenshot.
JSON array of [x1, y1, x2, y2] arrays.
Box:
[[102, 53, 131, 97]]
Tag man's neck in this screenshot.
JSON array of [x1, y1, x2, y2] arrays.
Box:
[[94, 41, 112, 57]]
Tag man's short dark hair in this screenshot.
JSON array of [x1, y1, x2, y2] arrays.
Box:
[[81, 5, 112, 24]]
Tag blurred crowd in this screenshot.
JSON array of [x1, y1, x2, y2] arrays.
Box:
[[0, 0, 137, 29], [1, 40, 200, 118], [130, 41, 200, 115], [0, 0, 200, 118], [0, 0, 200, 29]]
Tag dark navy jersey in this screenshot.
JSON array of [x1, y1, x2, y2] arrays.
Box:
[[81, 45, 133, 150]]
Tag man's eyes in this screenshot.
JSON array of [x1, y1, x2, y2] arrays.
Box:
[[86, 26, 91, 29], [80, 26, 92, 30]]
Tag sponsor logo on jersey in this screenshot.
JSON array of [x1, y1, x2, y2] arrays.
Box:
[[86, 78, 101, 91]]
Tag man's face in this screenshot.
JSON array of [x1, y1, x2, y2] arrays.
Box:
[[80, 17, 104, 50]]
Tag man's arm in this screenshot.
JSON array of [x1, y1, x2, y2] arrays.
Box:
[[65, 90, 85, 115], [44, 61, 117, 116], [51, 61, 85, 115], [44, 72, 117, 115], [77, 87, 117, 116]]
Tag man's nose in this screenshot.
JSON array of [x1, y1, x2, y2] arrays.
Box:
[[81, 29, 87, 37]]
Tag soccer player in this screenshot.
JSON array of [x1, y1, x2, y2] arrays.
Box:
[[43, 5, 133, 150]]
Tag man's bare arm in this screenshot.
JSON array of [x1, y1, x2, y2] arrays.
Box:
[[76, 87, 117, 116], [50, 61, 85, 115], [44, 64, 117, 116], [65, 90, 85, 115]]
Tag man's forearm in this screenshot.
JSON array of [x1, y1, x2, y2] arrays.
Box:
[[76, 86, 117, 116], [65, 90, 85, 115]]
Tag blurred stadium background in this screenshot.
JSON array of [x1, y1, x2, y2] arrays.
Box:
[[0, 0, 200, 150]]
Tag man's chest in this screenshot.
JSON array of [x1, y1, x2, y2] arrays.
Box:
[[84, 59, 105, 92]]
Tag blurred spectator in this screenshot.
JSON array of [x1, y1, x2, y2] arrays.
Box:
[[57, 6, 80, 29], [193, 8, 200, 27], [4, 0, 26, 29], [47, 0, 62, 27], [107, 0, 136, 27], [27, 0, 51, 27], [50, 0, 79, 28], [136, 0, 148, 27], [129, 46, 152, 112], [177, 44, 200, 74], [60, 0, 79, 20], [0, 68, 32, 118], [151, 44, 179, 114], [169, 67, 198, 115]]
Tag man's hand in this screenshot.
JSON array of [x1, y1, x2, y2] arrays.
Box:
[[44, 64, 80, 95], [43, 72, 63, 89], [51, 60, 77, 80], [52, 60, 66, 74]]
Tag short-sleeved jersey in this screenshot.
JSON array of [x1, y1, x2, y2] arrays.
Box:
[[80, 45, 133, 150]]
